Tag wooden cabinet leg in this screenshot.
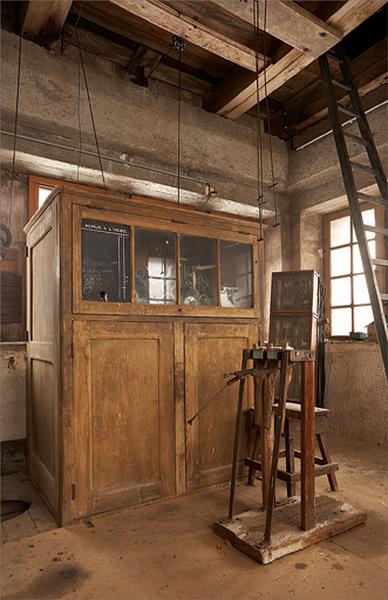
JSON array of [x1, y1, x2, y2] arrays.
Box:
[[317, 433, 339, 492], [301, 361, 315, 531], [285, 420, 296, 497]]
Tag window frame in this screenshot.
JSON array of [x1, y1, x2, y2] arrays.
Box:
[[28, 175, 110, 219], [323, 203, 386, 338]]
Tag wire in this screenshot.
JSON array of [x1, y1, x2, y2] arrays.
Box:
[[172, 36, 185, 205], [262, 0, 279, 227], [76, 54, 83, 183], [75, 28, 106, 188], [177, 49, 182, 204], [73, 6, 84, 183], [8, 34, 22, 231], [253, 0, 264, 241]]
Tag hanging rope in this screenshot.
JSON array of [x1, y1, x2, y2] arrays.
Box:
[[172, 35, 185, 205], [75, 28, 106, 188], [262, 0, 279, 227], [73, 8, 84, 183], [253, 0, 264, 241], [8, 34, 22, 231]]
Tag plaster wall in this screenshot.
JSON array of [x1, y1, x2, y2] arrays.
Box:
[[0, 30, 288, 213], [0, 344, 26, 443], [325, 341, 388, 446]]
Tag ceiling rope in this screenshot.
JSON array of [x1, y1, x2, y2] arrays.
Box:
[[75, 25, 106, 188], [253, 0, 264, 241], [8, 33, 22, 232], [262, 0, 280, 227], [172, 35, 186, 205]]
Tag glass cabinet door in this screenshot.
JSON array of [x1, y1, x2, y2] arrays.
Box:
[[81, 219, 130, 302], [180, 236, 217, 306], [135, 229, 176, 304], [220, 241, 252, 308]]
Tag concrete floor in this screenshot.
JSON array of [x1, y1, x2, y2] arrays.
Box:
[[1, 472, 57, 543], [1, 434, 387, 600]]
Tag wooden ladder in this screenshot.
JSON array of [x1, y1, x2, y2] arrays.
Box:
[[319, 46, 388, 379]]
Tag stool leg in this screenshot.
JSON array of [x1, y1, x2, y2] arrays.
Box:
[[285, 420, 296, 497], [317, 433, 339, 492], [248, 429, 260, 486]]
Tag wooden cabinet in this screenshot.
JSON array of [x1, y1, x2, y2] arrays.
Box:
[[185, 323, 257, 491], [25, 188, 261, 524]]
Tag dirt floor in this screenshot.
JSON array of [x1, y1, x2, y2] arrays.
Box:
[[1, 434, 387, 600]]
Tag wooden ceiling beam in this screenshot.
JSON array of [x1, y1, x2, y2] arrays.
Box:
[[270, 39, 388, 138], [109, 0, 269, 72], [20, 0, 73, 46], [210, 0, 341, 56], [204, 0, 387, 119]]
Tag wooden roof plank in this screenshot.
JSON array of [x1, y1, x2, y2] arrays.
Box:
[[109, 0, 269, 72], [210, 0, 341, 56], [20, 0, 73, 46], [204, 0, 387, 119]]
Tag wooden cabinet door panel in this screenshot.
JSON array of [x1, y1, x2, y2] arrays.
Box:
[[185, 322, 257, 491], [72, 321, 175, 519]]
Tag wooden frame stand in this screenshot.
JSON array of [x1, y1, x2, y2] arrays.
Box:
[[214, 347, 367, 564]]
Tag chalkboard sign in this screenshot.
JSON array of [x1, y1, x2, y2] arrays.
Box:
[[81, 219, 130, 302]]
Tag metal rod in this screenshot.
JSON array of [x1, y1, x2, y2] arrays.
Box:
[[0, 129, 209, 187], [228, 349, 249, 519]]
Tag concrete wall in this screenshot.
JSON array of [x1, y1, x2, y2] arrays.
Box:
[[0, 344, 26, 443], [325, 341, 388, 446]]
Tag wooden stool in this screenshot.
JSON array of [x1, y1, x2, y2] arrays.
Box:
[[246, 402, 339, 496]]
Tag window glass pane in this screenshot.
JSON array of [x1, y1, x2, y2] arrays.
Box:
[[180, 236, 217, 306], [330, 246, 351, 277], [220, 241, 252, 308], [330, 216, 350, 247], [81, 219, 130, 302], [331, 308, 352, 336], [354, 305, 373, 333], [135, 229, 176, 304], [38, 186, 54, 208], [353, 240, 376, 273], [331, 277, 351, 306], [352, 209, 376, 241], [353, 274, 370, 305]]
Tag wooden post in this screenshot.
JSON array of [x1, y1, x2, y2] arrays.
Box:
[[301, 361, 315, 531], [260, 361, 275, 509]]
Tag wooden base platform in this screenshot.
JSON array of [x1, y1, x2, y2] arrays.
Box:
[[214, 495, 367, 564]]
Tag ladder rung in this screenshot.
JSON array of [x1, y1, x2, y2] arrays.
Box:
[[381, 293, 388, 302], [350, 162, 378, 175], [364, 225, 388, 236], [338, 105, 360, 118], [358, 192, 387, 207], [372, 258, 388, 267], [343, 132, 368, 146], [332, 78, 352, 91]]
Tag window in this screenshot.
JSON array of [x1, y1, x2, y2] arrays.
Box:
[[220, 241, 252, 308], [81, 219, 130, 302], [324, 206, 384, 336], [135, 229, 176, 304], [180, 236, 217, 306], [28, 176, 107, 218]]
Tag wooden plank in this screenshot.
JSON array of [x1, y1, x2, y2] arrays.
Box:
[[211, 0, 341, 56], [271, 39, 388, 138], [20, 0, 72, 46], [205, 0, 387, 118], [214, 495, 367, 564], [174, 322, 186, 495], [300, 361, 315, 531], [110, 0, 268, 72]]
